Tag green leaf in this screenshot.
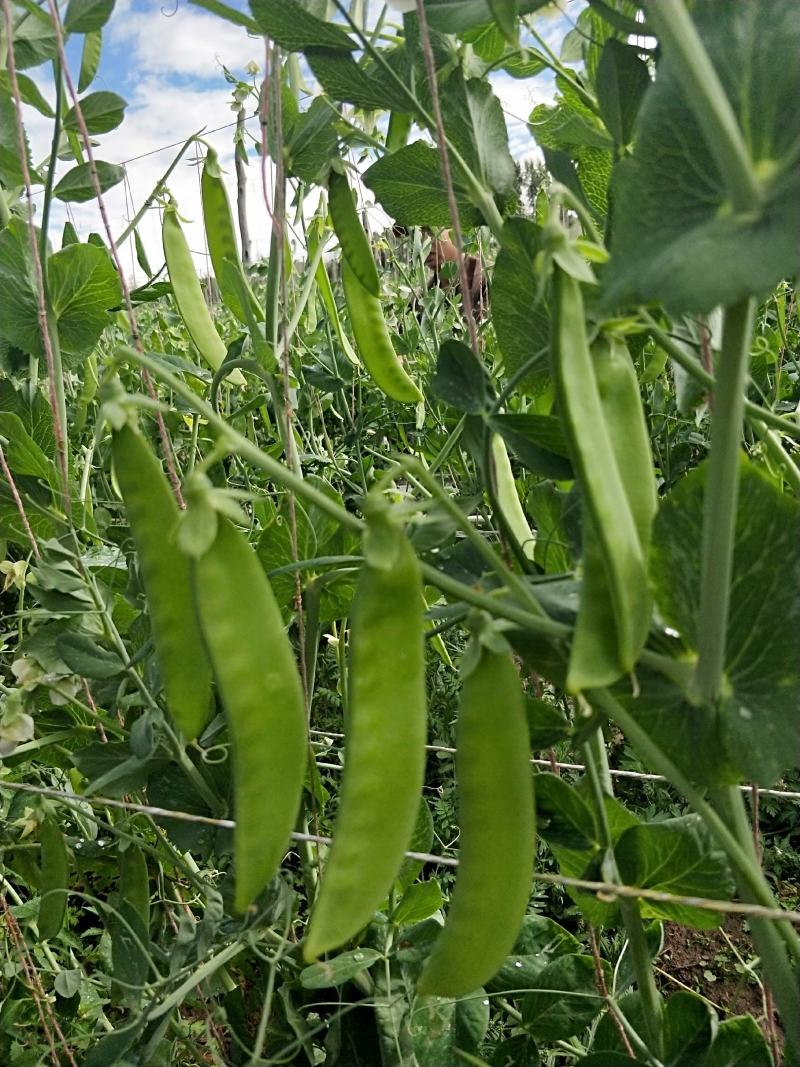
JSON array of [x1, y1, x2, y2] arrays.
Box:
[[491, 1035, 541, 1066], [285, 97, 337, 184], [535, 773, 597, 850], [0, 379, 56, 458], [49, 242, 123, 357], [409, 996, 457, 1067], [305, 48, 408, 112], [72, 742, 165, 798], [488, 0, 518, 44], [364, 141, 483, 228], [489, 413, 573, 481], [0, 413, 56, 488], [486, 914, 581, 993], [299, 948, 381, 989], [423, 0, 546, 33], [650, 458, 800, 784], [0, 71, 54, 117], [396, 797, 435, 889], [525, 482, 575, 575], [109, 900, 149, 1002], [525, 697, 570, 748], [63, 91, 126, 135], [64, 0, 116, 33], [78, 30, 103, 92], [53, 161, 125, 203], [9, 6, 58, 69], [56, 633, 125, 679], [0, 219, 41, 357], [187, 0, 258, 31], [521, 954, 607, 1040], [615, 817, 734, 928], [663, 990, 716, 1066], [250, 0, 354, 51], [393, 880, 443, 926], [432, 339, 495, 414], [603, 0, 800, 313], [438, 71, 516, 202], [84, 1019, 142, 1067], [54, 969, 81, 998], [493, 217, 550, 395], [595, 39, 651, 147], [703, 1015, 772, 1067]]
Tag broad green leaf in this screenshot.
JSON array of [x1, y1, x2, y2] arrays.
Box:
[[650, 458, 800, 784], [285, 97, 337, 184], [0, 413, 56, 488], [53, 161, 124, 203], [529, 93, 613, 153], [486, 914, 581, 993], [663, 990, 716, 1066], [488, 0, 518, 45], [56, 633, 125, 680], [581, 1056, 647, 1066], [615, 816, 733, 928], [392, 880, 443, 926], [250, 0, 354, 51], [535, 773, 597, 850], [0, 218, 41, 356], [63, 91, 126, 135], [64, 0, 116, 33], [438, 71, 516, 202], [84, 1019, 142, 1067], [432, 338, 495, 414], [78, 30, 103, 92], [455, 991, 490, 1053], [364, 141, 483, 228], [0, 379, 59, 463], [521, 954, 607, 1040], [109, 900, 149, 1004], [424, 0, 547, 33], [187, 0, 258, 30], [306, 48, 408, 112], [9, 6, 58, 69], [299, 948, 381, 989], [595, 39, 651, 147], [525, 482, 574, 575], [524, 697, 570, 748], [49, 242, 122, 358], [491, 1035, 541, 1066], [72, 742, 166, 798], [0, 71, 54, 117], [489, 413, 573, 481], [703, 1015, 772, 1067], [603, 0, 800, 313], [396, 797, 435, 889], [493, 218, 550, 394], [409, 996, 457, 1067]]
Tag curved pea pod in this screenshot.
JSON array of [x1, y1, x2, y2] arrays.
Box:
[[386, 111, 412, 152], [192, 517, 307, 913], [328, 169, 380, 296], [37, 817, 69, 941], [568, 334, 657, 691], [119, 844, 150, 930], [551, 269, 650, 677], [341, 257, 423, 405], [303, 515, 427, 961], [201, 146, 263, 325], [161, 203, 246, 386], [112, 423, 212, 741], [490, 433, 536, 561], [417, 647, 535, 997]]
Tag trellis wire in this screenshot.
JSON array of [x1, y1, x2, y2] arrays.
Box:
[[3, 779, 799, 928], [308, 729, 800, 802]]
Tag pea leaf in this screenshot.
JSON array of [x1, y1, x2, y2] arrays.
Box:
[[535, 773, 597, 850], [437, 71, 516, 202], [53, 161, 125, 203], [305, 48, 408, 112], [663, 991, 716, 1066], [492, 217, 550, 395], [603, 0, 800, 313], [63, 91, 126, 135], [521, 954, 607, 1040], [0, 413, 57, 489], [704, 1015, 772, 1067], [595, 38, 651, 147], [489, 413, 573, 481], [250, 0, 354, 52], [615, 816, 734, 929], [49, 242, 123, 358], [56, 633, 125, 680], [364, 141, 482, 228], [64, 0, 116, 33], [649, 458, 800, 785], [9, 6, 58, 69], [392, 880, 443, 926], [422, 0, 547, 33], [432, 339, 495, 414]]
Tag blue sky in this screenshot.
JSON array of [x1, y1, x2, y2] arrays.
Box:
[[21, 0, 582, 280]]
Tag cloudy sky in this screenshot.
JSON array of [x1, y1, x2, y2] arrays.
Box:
[[18, 0, 583, 284]]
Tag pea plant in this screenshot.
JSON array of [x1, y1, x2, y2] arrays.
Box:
[[0, 0, 798, 1065]]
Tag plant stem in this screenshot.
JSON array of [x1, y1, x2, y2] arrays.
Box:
[[582, 730, 664, 1058], [710, 787, 800, 1058], [641, 0, 759, 212], [692, 298, 755, 703], [39, 58, 62, 268]]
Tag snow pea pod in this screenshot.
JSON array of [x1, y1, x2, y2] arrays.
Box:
[[162, 202, 245, 385], [201, 146, 263, 325], [417, 646, 535, 997], [192, 517, 307, 913], [551, 269, 650, 675], [112, 423, 212, 741], [328, 169, 380, 296], [490, 433, 536, 561], [37, 817, 68, 941], [341, 257, 423, 404], [303, 513, 427, 961], [568, 334, 656, 690]]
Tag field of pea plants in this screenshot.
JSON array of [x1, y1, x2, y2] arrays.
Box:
[[1, 0, 799, 1064]]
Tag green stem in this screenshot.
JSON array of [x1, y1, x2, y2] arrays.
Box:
[[753, 420, 800, 495], [582, 730, 663, 1058], [641, 0, 759, 212], [115, 134, 200, 246], [39, 58, 62, 268], [710, 787, 800, 1058], [0, 186, 10, 227], [692, 299, 755, 703]]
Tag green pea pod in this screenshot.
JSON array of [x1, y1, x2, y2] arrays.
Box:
[[328, 169, 380, 296], [308, 213, 359, 366], [341, 257, 423, 405], [37, 817, 68, 941], [490, 433, 536, 561], [568, 334, 656, 691], [112, 423, 212, 741], [162, 203, 246, 386], [551, 268, 649, 674], [304, 515, 427, 961], [417, 647, 535, 997], [192, 517, 307, 913], [386, 111, 412, 152], [201, 146, 263, 325]]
